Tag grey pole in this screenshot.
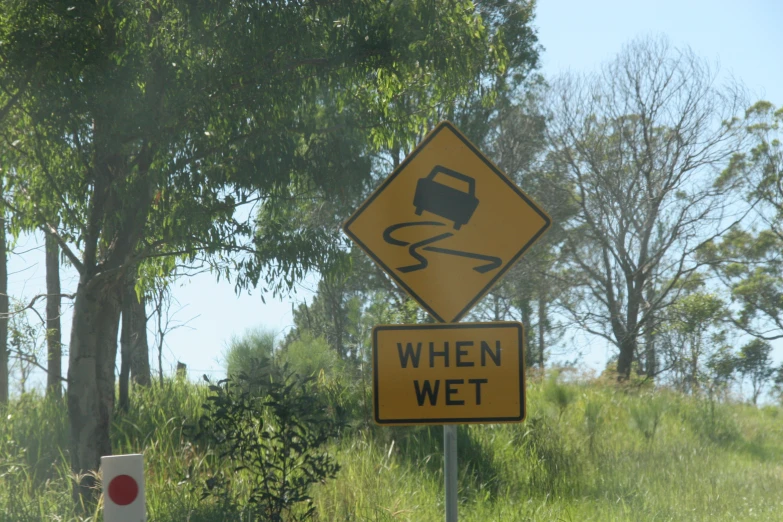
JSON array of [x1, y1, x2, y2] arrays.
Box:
[[444, 424, 458, 522]]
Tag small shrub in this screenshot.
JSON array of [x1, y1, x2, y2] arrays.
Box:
[[630, 395, 665, 443], [193, 365, 344, 521], [583, 399, 604, 454], [0, 392, 68, 487], [279, 333, 372, 430], [224, 327, 277, 380], [543, 371, 576, 418], [687, 398, 740, 445], [518, 414, 585, 496], [278, 332, 344, 381], [597, 360, 653, 390]]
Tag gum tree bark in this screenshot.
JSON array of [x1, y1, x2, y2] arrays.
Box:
[[129, 290, 151, 386], [538, 291, 546, 369], [118, 288, 131, 413], [119, 272, 151, 412], [67, 272, 123, 487], [0, 182, 7, 406], [46, 232, 62, 398]]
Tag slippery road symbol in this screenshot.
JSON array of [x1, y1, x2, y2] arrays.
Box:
[[344, 120, 552, 324], [383, 222, 502, 273], [413, 166, 479, 230], [382, 166, 502, 274]]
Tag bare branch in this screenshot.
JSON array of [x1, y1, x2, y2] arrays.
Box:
[[546, 36, 747, 377], [1, 292, 76, 324]]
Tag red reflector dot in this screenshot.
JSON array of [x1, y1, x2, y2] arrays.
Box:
[[108, 474, 138, 506]]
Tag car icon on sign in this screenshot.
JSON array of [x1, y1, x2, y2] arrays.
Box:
[[413, 166, 479, 230]]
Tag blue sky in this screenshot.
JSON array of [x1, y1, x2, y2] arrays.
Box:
[[8, 0, 783, 390]]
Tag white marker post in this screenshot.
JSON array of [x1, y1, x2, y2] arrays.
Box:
[[101, 453, 146, 522]]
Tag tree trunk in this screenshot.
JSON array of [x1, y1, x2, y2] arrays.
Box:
[[156, 288, 164, 386], [616, 279, 643, 380], [538, 293, 546, 370], [0, 190, 7, 406], [46, 232, 62, 399], [645, 321, 656, 379], [119, 272, 151, 411], [690, 344, 699, 395], [119, 304, 131, 412], [644, 283, 656, 379], [519, 299, 535, 370], [130, 290, 151, 386], [67, 273, 122, 502], [617, 335, 636, 380]]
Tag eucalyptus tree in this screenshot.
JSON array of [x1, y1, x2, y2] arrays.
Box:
[[44, 231, 62, 398], [737, 339, 775, 405], [274, 0, 545, 356], [468, 85, 578, 369], [497, 94, 578, 368], [703, 102, 783, 341], [0, 52, 24, 405], [1, 0, 503, 502], [444, 0, 541, 149], [117, 272, 151, 412], [1, 41, 61, 400], [0, 180, 6, 405], [546, 37, 747, 379], [656, 279, 729, 394]]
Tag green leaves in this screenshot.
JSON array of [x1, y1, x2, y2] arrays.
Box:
[[194, 365, 343, 521], [702, 225, 783, 338], [737, 339, 775, 404], [666, 292, 726, 337], [0, 3, 534, 496], [705, 102, 783, 341], [1, 0, 508, 292]]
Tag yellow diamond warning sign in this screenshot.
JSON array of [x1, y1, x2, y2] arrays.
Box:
[[373, 322, 525, 425], [344, 121, 550, 323]]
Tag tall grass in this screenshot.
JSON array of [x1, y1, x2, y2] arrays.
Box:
[[312, 381, 783, 521], [1, 375, 782, 521]]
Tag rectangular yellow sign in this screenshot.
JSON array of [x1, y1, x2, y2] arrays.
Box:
[[373, 322, 525, 425]]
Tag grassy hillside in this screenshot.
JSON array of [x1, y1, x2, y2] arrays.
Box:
[[1, 374, 782, 521]]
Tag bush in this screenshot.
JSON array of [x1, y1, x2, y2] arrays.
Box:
[[224, 328, 277, 380], [193, 365, 344, 521], [543, 371, 576, 418], [519, 414, 584, 496], [0, 392, 68, 487], [583, 399, 604, 455], [278, 332, 344, 381], [630, 394, 665, 443], [686, 398, 740, 445]]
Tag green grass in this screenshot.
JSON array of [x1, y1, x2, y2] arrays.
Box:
[[2, 375, 782, 521]]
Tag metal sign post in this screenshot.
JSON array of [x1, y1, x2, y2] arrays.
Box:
[[371, 321, 526, 521], [444, 425, 458, 522]]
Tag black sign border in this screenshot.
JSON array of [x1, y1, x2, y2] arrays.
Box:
[[343, 121, 551, 323], [372, 322, 526, 425]]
